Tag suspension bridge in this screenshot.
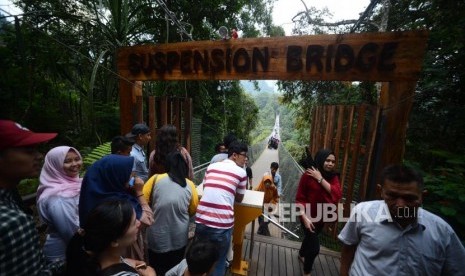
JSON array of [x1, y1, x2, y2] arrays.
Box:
[[194, 116, 340, 276]]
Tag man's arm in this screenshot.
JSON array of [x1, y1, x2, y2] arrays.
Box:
[[443, 228, 465, 275], [276, 175, 282, 196], [235, 174, 247, 203], [340, 244, 357, 276], [235, 193, 244, 203]]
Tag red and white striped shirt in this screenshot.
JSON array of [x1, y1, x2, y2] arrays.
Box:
[[195, 159, 247, 229]]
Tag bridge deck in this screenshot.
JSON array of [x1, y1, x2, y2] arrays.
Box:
[[237, 142, 340, 275], [232, 233, 341, 276]]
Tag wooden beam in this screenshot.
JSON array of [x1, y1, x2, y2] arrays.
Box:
[[359, 106, 381, 201], [160, 97, 168, 127], [173, 97, 181, 139], [184, 98, 193, 153], [135, 96, 143, 123], [148, 96, 156, 152], [334, 105, 344, 160], [118, 79, 138, 134], [368, 81, 417, 199]]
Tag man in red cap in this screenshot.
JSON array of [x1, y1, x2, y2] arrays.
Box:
[[0, 120, 58, 275]]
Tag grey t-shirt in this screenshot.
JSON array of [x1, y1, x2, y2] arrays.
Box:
[[165, 259, 188, 276], [146, 175, 196, 253]]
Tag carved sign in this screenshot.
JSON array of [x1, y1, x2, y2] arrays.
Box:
[[118, 31, 428, 82]]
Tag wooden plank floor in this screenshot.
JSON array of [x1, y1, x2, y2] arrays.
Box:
[[229, 233, 340, 276], [245, 217, 283, 238]]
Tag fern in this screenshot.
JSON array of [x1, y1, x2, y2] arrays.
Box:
[[83, 142, 111, 171]]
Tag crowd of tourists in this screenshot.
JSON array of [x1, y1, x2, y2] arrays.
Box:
[[1, 119, 464, 276]]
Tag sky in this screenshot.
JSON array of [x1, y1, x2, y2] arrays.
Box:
[[1, 0, 370, 91], [1, 0, 370, 32], [273, 0, 370, 35], [267, 0, 370, 89], [0, 0, 20, 18]]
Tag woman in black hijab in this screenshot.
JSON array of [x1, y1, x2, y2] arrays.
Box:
[[295, 148, 342, 276]]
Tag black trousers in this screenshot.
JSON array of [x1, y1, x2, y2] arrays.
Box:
[[299, 222, 323, 274], [148, 246, 186, 276], [257, 215, 271, 236]]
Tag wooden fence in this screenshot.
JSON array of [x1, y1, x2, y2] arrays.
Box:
[[310, 104, 381, 217], [134, 96, 192, 153]]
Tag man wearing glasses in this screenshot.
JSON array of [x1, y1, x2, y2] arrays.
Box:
[[195, 141, 248, 276]]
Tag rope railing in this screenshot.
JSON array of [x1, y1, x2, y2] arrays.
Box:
[[262, 214, 299, 239], [193, 161, 210, 172], [280, 144, 304, 196]]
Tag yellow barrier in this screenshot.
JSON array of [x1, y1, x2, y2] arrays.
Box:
[[231, 190, 264, 275]]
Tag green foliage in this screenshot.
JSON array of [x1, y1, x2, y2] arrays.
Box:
[[249, 92, 279, 142], [82, 142, 111, 171], [282, 140, 303, 158], [400, 1, 465, 168], [419, 151, 465, 240], [17, 178, 40, 196], [1, 0, 273, 157]]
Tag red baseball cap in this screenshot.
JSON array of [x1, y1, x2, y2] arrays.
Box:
[[0, 120, 57, 150]]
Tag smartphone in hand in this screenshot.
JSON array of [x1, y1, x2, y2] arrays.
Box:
[[129, 177, 135, 187]]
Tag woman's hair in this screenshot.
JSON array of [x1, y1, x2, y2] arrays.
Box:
[[223, 133, 237, 148], [300, 146, 315, 169], [314, 148, 337, 181], [66, 199, 134, 276], [151, 124, 180, 174], [166, 151, 188, 187]]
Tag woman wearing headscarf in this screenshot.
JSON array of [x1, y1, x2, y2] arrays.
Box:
[[79, 154, 153, 262], [149, 124, 194, 180], [37, 146, 83, 264], [143, 151, 198, 276], [295, 149, 342, 276]]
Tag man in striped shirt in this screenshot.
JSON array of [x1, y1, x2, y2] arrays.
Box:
[[195, 141, 248, 276]]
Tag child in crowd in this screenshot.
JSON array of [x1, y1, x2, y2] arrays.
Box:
[[254, 175, 279, 236], [165, 238, 218, 276]]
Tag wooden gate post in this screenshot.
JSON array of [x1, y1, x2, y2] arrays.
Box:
[[119, 80, 143, 134], [367, 81, 417, 199]]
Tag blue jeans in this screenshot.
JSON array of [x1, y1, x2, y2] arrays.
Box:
[[195, 223, 233, 276]]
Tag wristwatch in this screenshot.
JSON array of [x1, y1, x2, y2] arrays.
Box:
[[318, 177, 323, 184]]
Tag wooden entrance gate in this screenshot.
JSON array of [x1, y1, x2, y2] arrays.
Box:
[[117, 30, 428, 201]]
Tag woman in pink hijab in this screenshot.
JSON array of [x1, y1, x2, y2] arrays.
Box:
[[37, 146, 82, 265]]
